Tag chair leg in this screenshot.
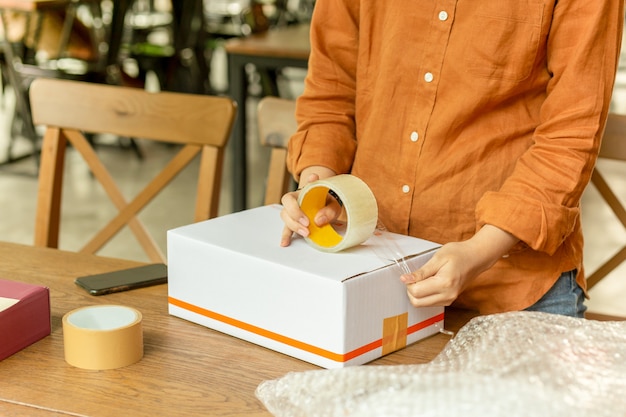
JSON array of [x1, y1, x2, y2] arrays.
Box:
[[119, 137, 144, 160], [34, 128, 67, 248], [5, 102, 40, 170]]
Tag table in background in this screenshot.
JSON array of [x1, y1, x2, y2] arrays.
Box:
[[0, 0, 132, 170], [0, 0, 73, 168], [225, 23, 310, 211], [0, 241, 477, 416], [0, 0, 69, 14]]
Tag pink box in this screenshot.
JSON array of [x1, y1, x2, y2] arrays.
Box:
[[0, 279, 51, 361]]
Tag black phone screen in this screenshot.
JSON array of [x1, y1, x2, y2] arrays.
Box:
[[74, 263, 168, 296]]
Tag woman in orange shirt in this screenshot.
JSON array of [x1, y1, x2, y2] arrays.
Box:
[[280, 0, 624, 316]]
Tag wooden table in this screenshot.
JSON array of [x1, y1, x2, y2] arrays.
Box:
[[0, 241, 477, 416], [225, 23, 311, 211]]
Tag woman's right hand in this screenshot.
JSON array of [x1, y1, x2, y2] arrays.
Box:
[[279, 167, 338, 247]]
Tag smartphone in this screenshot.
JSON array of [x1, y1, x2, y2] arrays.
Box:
[[75, 263, 168, 296]]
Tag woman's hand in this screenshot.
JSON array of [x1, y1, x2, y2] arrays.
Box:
[[400, 225, 519, 307], [280, 167, 338, 247]]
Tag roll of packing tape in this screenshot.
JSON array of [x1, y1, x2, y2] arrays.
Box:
[[62, 305, 143, 370], [297, 174, 378, 252]]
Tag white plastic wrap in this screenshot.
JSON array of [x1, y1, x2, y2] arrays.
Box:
[[256, 311, 626, 417]]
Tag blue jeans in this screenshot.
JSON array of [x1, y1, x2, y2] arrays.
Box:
[[524, 270, 587, 318]]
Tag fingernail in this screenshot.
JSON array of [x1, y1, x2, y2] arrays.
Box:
[[298, 217, 309, 227], [298, 228, 310, 237]]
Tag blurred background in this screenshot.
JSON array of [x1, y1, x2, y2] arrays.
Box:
[[0, 1, 624, 317]]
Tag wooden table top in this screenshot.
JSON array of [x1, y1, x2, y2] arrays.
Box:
[[225, 23, 310, 60], [0, 241, 477, 416]]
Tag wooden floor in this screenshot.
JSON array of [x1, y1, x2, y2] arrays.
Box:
[[0, 60, 624, 318]]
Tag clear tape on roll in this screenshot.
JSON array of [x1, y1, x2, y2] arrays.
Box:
[[297, 175, 379, 252], [62, 305, 143, 370]]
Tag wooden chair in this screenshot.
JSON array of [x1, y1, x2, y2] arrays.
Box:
[[584, 113, 626, 321], [587, 113, 626, 289], [257, 96, 297, 205], [30, 78, 236, 263]]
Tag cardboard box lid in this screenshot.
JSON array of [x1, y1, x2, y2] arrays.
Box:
[[169, 205, 440, 282]]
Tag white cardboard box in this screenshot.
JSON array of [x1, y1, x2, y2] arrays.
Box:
[[167, 205, 444, 369]]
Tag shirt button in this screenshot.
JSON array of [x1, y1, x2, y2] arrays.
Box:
[[410, 131, 419, 142], [402, 185, 410, 194], [439, 11, 448, 21], [424, 72, 434, 82]]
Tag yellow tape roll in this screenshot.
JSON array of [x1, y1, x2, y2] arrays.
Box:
[[62, 305, 143, 370], [297, 174, 378, 252]]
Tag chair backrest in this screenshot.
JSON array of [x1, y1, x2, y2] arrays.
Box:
[[598, 113, 626, 161], [29, 78, 236, 263], [257, 96, 297, 205], [586, 113, 626, 291]]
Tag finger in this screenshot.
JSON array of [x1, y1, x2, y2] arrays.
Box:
[[278, 172, 322, 247], [400, 259, 439, 284], [313, 199, 342, 226], [281, 190, 309, 224], [280, 206, 310, 238], [405, 272, 458, 307], [406, 277, 443, 300], [280, 189, 301, 212], [280, 225, 294, 247], [406, 290, 454, 308], [304, 173, 320, 184], [279, 192, 310, 241]]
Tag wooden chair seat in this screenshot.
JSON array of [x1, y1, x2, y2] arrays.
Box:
[[30, 78, 236, 263], [257, 96, 297, 205]]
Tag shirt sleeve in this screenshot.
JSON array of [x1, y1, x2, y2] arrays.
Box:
[[286, 0, 360, 181], [476, 0, 624, 255]]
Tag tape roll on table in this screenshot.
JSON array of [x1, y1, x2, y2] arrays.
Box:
[[298, 174, 378, 252], [62, 305, 143, 370]]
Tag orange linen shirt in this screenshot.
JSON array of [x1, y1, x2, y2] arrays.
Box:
[[287, 0, 625, 314]]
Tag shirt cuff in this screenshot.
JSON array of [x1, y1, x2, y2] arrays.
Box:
[[287, 127, 357, 180], [476, 191, 579, 255]]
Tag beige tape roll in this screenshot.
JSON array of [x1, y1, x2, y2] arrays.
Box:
[[297, 174, 378, 252], [62, 305, 143, 370]]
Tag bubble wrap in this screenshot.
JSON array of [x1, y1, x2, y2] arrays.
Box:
[[256, 311, 626, 417]]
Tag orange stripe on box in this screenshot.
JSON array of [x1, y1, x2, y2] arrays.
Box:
[[169, 296, 345, 362], [169, 297, 444, 363], [408, 312, 445, 335]]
